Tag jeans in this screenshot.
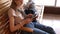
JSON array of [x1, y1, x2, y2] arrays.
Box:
[[33, 22, 56, 34], [21, 22, 56, 34]]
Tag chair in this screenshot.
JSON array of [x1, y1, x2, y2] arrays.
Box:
[[0, 0, 12, 34], [35, 5, 44, 24]]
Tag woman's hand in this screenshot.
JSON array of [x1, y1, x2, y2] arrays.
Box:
[[19, 14, 38, 26], [24, 14, 33, 24], [18, 14, 33, 26]]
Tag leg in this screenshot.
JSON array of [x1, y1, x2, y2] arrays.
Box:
[[21, 28, 49, 34], [33, 22, 56, 34], [21, 23, 49, 34], [33, 28, 49, 34]]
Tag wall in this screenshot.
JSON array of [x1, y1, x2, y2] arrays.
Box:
[[44, 6, 60, 14]]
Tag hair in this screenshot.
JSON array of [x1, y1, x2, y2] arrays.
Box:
[[10, 0, 17, 9], [10, 0, 23, 9]]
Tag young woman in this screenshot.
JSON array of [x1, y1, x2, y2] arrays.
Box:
[[8, 0, 50, 34], [8, 0, 34, 34]]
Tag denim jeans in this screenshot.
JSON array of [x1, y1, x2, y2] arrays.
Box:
[[21, 22, 56, 34], [33, 22, 56, 34]]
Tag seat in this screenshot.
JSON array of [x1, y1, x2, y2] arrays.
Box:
[[35, 5, 44, 24], [0, 0, 12, 34]]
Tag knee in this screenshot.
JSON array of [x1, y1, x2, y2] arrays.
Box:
[[47, 27, 56, 34], [33, 28, 49, 34], [47, 27, 54, 31]]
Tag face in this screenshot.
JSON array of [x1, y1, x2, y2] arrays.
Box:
[[14, 0, 23, 5]]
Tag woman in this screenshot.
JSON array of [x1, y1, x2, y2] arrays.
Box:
[[8, 0, 34, 34], [8, 0, 49, 34]]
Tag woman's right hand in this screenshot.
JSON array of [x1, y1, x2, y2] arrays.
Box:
[[19, 14, 33, 26], [24, 14, 33, 24]]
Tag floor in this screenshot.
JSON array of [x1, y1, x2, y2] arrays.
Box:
[[41, 14, 60, 34]]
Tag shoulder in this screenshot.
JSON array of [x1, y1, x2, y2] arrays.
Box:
[[8, 8, 16, 17], [8, 8, 15, 14]]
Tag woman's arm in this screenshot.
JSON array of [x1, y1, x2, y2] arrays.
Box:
[[8, 8, 34, 32], [9, 16, 21, 32], [18, 14, 34, 32], [8, 8, 24, 32], [20, 27, 33, 32]]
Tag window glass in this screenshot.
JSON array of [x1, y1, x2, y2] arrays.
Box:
[[33, 0, 55, 6]]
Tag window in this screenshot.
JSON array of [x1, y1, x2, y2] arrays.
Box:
[[56, 0, 60, 7], [24, 0, 60, 7], [33, 0, 55, 6]]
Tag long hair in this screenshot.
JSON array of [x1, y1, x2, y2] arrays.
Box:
[[10, 0, 23, 9], [10, 0, 17, 9]]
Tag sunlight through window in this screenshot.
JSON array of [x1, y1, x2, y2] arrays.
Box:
[[33, 0, 55, 6]]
